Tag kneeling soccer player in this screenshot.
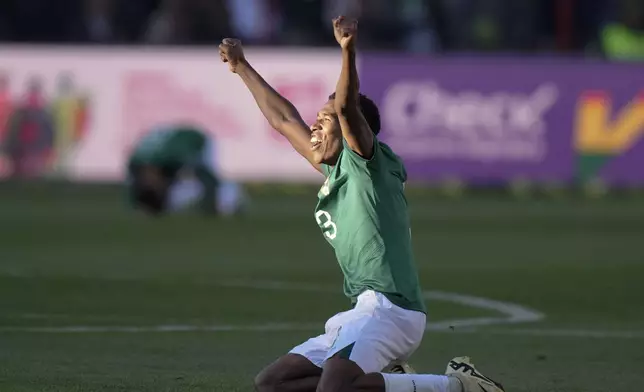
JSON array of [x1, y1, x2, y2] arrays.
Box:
[[126, 125, 246, 216], [219, 16, 505, 392]]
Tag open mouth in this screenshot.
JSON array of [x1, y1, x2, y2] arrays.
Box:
[[310, 135, 322, 151]]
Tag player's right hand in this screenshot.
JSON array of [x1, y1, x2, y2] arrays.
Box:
[[333, 16, 358, 50], [219, 38, 246, 73]]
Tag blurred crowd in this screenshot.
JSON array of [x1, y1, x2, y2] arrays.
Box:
[[0, 0, 643, 58]]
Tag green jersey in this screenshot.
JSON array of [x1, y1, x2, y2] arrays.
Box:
[[128, 127, 207, 169], [317, 139, 425, 313]]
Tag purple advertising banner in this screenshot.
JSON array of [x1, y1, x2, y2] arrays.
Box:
[[360, 57, 644, 185]]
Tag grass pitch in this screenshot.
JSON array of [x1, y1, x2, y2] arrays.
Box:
[[1, 182, 643, 391]]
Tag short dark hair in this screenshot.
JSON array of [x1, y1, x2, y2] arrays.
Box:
[[328, 93, 381, 136]]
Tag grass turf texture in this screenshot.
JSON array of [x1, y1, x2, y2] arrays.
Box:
[[1, 182, 643, 391]]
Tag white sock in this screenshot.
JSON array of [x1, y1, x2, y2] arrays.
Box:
[[381, 373, 463, 392], [217, 181, 246, 216]]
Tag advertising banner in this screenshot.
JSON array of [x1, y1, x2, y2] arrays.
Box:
[[360, 56, 644, 185], [1, 48, 642, 186], [0, 47, 335, 182]]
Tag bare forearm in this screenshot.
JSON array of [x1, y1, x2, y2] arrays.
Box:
[[236, 61, 299, 131], [334, 46, 373, 157], [334, 48, 359, 115], [219, 38, 318, 170]]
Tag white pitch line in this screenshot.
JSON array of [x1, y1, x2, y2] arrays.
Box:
[[0, 323, 319, 334], [481, 328, 644, 339], [1, 324, 643, 339], [218, 280, 545, 330], [0, 279, 545, 335], [2, 281, 640, 339]]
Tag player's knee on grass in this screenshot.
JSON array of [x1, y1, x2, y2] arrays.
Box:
[[317, 356, 385, 392], [254, 354, 322, 391]]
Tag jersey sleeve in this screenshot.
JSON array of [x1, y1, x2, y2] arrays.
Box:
[[340, 137, 382, 171], [339, 138, 406, 182]]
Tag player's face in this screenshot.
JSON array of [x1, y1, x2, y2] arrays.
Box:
[[310, 100, 343, 165]]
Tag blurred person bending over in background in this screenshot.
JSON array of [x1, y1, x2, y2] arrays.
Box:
[[219, 16, 505, 392], [126, 125, 246, 216]]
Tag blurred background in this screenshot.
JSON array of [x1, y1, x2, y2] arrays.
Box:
[[0, 0, 643, 57], [0, 0, 643, 187], [1, 2, 644, 392]]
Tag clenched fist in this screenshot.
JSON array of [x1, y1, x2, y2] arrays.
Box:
[[219, 38, 246, 73], [333, 16, 358, 50]]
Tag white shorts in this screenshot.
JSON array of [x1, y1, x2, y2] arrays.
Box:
[[289, 290, 426, 373]]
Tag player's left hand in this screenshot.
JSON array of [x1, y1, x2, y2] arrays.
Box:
[[333, 16, 358, 50]]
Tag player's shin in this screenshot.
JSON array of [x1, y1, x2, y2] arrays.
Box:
[[380, 373, 462, 392]]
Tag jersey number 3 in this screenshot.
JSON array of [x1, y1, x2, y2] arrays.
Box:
[[315, 210, 337, 240]]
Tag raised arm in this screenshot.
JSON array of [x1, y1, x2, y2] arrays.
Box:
[[332, 17, 374, 159], [218, 39, 321, 173]]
